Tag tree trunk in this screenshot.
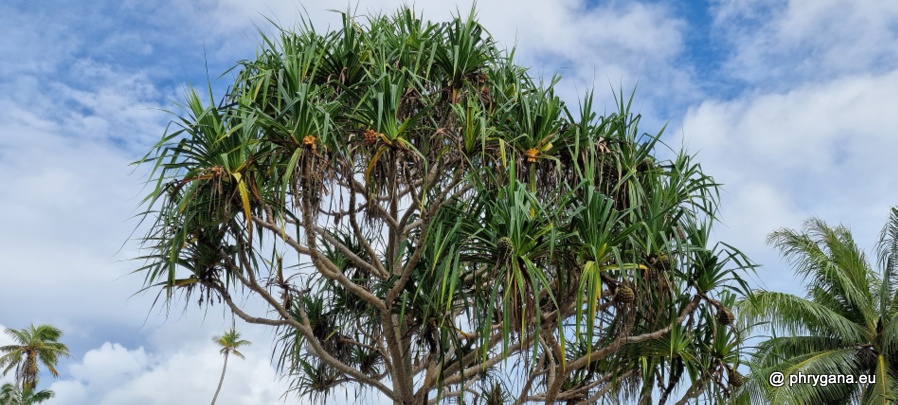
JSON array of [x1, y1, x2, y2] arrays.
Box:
[[211, 353, 229, 405], [23, 354, 38, 392]]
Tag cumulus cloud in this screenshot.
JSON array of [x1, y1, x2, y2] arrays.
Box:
[[45, 313, 395, 405], [678, 68, 898, 292], [75, 343, 149, 386], [655, 1, 898, 294], [48, 337, 289, 405]]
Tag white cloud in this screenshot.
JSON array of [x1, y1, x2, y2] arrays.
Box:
[[0, 113, 164, 333], [66, 343, 150, 394], [48, 331, 289, 405], [0, 5, 178, 336], [679, 68, 898, 292], [0, 4, 78, 76], [713, 0, 898, 87]]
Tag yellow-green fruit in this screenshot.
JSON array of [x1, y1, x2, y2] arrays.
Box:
[[615, 285, 635, 304], [497, 237, 514, 257], [729, 370, 744, 387], [718, 307, 735, 325]]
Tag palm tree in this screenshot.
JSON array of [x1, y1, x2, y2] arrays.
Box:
[[737, 209, 898, 404], [210, 329, 250, 405], [0, 382, 54, 405], [0, 325, 70, 392]]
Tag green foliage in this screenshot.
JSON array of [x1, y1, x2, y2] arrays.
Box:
[[133, 6, 754, 403], [0, 383, 54, 405], [213, 329, 251, 360], [738, 209, 898, 404]]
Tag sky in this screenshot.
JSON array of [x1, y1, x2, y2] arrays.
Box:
[[2, 0, 898, 403]]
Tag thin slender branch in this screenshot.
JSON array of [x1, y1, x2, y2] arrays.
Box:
[[512, 351, 544, 405], [575, 370, 636, 405], [346, 180, 389, 276], [315, 223, 389, 279], [564, 295, 702, 372], [425, 378, 479, 405], [675, 371, 711, 405], [349, 178, 402, 231], [203, 280, 398, 401], [440, 334, 536, 387], [298, 196, 387, 311], [387, 179, 470, 305]]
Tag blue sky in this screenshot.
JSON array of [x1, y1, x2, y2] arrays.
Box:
[[2, 0, 898, 403]]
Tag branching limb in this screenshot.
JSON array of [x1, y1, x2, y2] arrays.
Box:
[[203, 280, 398, 401]]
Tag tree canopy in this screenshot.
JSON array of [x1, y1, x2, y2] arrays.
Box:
[[135, 7, 753, 404], [0, 324, 69, 393], [738, 209, 898, 404], [0, 383, 54, 405]]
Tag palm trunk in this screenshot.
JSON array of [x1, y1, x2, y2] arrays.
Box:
[[211, 353, 229, 405], [23, 355, 38, 392]]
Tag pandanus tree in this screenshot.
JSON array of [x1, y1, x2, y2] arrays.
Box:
[[737, 209, 898, 404], [0, 325, 69, 393], [135, 7, 753, 404]]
